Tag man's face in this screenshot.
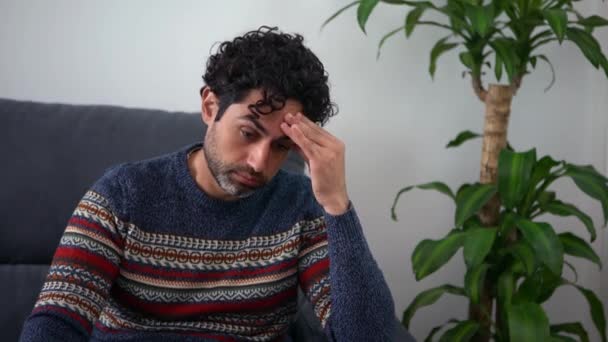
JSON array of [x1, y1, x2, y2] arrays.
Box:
[[202, 89, 303, 199]]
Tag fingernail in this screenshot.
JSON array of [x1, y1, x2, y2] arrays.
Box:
[[286, 113, 293, 119]]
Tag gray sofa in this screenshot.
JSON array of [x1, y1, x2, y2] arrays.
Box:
[[0, 98, 414, 341]]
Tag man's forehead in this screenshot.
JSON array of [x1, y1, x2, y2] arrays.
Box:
[[238, 113, 292, 141]]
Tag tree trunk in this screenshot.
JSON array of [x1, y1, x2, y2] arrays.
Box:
[[470, 84, 514, 342]]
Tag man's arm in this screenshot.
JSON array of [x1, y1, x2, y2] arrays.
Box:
[[282, 113, 412, 340], [20, 172, 126, 341], [297, 204, 397, 341]]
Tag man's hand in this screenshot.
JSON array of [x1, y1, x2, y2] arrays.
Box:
[[280, 112, 350, 215]]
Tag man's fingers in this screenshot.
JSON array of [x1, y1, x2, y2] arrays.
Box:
[[295, 113, 335, 143], [285, 113, 326, 146], [281, 122, 315, 161]]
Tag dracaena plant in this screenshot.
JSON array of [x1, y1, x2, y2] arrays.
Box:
[[323, 0, 608, 341], [390, 146, 608, 341]]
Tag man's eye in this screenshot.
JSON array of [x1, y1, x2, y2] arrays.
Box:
[[240, 129, 255, 139]]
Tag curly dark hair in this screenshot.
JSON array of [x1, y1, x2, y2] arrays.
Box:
[[201, 26, 337, 126]]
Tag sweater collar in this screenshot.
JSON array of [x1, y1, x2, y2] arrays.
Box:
[[175, 142, 282, 211]]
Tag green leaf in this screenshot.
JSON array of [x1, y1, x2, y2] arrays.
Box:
[[559, 232, 602, 269], [358, 0, 380, 33], [391, 181, 455, 221], [518, 265, 563, 304], [455, 183, 497, 227], [520, 154, 560, 216], [430, 37, 459, 78], [536, 54, 557, 92], [499, 210, 517, 238], [425, 319, 460, 342], [542, 200, 597, 242], [567, 164, 608, 182], [464, 227, 496, 268], [321, 1, 359, 31], [543, 9, 568, 43], [417, 182, 456, 200], [446, 130, 481, 148], [529, 155, 561, 191], [498, 148, 537, 210], [495, 52, 503, 81], [564, 260, 579, 282], [515, 218, 563, 276], [418, 182, 455, 199], [497, 267, 515, 311], [459, 51, 474, 70], [412, 231, 466, 280], [465, 263, 490, 304], [402, 284, 466, 328], [507, 240, 537, 275], [566, 27, 605, 68], [550, 335, 578, 342], [564, 163, 608, 227], [377, 26, 403, 59], [508, 302, 551, 342], [578, 15, 608, 28], [465, 3, 493, 36], [550, 322, 590, 342], [530, 56, 537, 68], [463, 215, 484, 231], [443, 0, 468, 33], [572, 285, 607, 342], [439, 320, 480, 342], [490, 38, 520, 82], [537, 191, 556, 207], [405, 5, 427, 37]]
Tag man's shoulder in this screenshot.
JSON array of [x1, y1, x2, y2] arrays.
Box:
[[100, 149, 180, 185], [89, 147, 184, 205]]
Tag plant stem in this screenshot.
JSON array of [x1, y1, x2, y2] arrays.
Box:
[[471, 84, 515, 342]]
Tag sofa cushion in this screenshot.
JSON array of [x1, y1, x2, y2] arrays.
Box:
[[0, 264, 50, 342]]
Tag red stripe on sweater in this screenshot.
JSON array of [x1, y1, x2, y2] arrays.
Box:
[[69, 216, 123, 249], [113, 285, 297, 317], [120, 257, 297, 280], [93, 322, 238, 341], [298, 258, 329, 289], [33, 305, 92, 333], [53, 246, 119, 279], [301, 233, 327, 249]]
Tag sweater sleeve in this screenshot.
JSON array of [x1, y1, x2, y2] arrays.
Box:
[[297, 202, 397, 341], [19, 167, 128, 342]]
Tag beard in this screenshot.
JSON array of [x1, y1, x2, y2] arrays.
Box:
[[202, 128, 267, 199]]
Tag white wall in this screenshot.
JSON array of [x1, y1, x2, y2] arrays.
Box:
[[1, 0, 607, 340]]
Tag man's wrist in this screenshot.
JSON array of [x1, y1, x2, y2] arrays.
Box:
[[323, 196, 351, 216]]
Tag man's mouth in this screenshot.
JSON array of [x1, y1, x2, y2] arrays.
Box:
[[232, 171, 263, 188]]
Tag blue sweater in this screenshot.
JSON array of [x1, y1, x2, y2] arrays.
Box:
[[20, 142, 396, 341]]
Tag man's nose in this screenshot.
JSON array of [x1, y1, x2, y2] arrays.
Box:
[[247, 144, 270, 174]]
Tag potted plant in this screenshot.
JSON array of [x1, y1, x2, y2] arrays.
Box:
[[324, 0, 608, 341]]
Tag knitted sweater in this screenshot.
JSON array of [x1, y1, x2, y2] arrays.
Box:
[[20, 143, 395, 342]]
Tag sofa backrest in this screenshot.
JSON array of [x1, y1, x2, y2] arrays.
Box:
[[0, 98, 305, 341]]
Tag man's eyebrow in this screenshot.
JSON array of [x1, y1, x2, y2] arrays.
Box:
[[239, 114, 292, 143], [240, 114, 268, 134]]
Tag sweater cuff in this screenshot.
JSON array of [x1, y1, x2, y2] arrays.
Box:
[[323, 202, 367, 249]]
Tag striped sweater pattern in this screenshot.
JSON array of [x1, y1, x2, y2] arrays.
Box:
[[31, 191, 330, 341], [20, 143, 396, 342]]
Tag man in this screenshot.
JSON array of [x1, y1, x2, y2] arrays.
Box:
[[20, 26, 407, 341]]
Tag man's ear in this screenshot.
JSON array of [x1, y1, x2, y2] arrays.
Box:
[[200, 86, 219, 125]]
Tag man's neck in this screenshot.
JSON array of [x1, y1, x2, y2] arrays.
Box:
[[187, 147, 236, 201]]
